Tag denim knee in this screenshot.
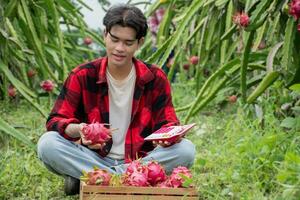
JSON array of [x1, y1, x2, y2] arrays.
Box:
[[37, 131, 61, 161], [173, 139, 196, 167]]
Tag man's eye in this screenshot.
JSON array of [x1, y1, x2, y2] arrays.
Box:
[[126, 42, 134, 46]]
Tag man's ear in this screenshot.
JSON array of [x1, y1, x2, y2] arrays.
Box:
[[138, 37, 145, 48], [103, 29, 108, 37], [103, 29, 108, 43]]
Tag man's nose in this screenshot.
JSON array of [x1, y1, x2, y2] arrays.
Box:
[[115, 41, 125, 51]]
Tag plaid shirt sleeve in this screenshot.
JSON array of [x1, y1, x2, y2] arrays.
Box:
[[151, 68, 179, 130], [46, 71, 82, 141]]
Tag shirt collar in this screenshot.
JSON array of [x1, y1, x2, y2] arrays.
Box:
[[96, 57, 154, 86]]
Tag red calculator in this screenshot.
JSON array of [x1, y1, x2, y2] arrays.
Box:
[[144, 123, 196, 142]]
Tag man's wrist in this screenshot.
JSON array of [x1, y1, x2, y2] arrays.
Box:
[[65, 123, 84, 138]]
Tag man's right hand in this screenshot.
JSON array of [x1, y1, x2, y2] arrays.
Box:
[[78, 123, 106, 150]]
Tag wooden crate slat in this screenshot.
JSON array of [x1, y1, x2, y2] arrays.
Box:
[[81, 194, 199, 200], [81, 182, 198, 196], [80, 181, 199, 200]]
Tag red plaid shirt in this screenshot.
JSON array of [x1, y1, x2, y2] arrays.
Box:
[[46, 57, 179, 162]]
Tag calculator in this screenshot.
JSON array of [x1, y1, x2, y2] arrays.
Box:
[[144, 123, 196, 141]]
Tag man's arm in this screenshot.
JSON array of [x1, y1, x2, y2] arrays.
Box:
[[151, 68, 179, 129], [46, 71, 82, 141], [151, 68, 180, 147]]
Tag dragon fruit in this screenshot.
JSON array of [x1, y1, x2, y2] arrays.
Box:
[[8, 85, 17, 98], [289, 0, 300, 20], [228, 95, 237, 103], [82, 122, 111, 144], [27, 69, 36, 78], [169, 166, 192, 188], [146, 161, 167, 186], [125, 160, 143, 175], [123, 160, 150, 186], [189, 56, 199, 65], [233, 12, 250, 27], [81, 161, 194, 188], [183, 63, 190, 70], [81, 168, 111, 185], [123, 170, 149, 187], [84, 37, 92, 45], [40, 80, 55, 92], [156, 179, 171, 188]]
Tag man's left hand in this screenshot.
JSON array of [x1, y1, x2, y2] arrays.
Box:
[[152, 136, 182, 148]]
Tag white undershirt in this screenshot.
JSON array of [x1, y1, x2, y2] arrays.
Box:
[[106, 66, 136, 160]]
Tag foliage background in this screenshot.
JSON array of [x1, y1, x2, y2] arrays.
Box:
[[1, 0, 300, 199]]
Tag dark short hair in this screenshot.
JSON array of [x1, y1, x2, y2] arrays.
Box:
[[103, 4, 148, 40]]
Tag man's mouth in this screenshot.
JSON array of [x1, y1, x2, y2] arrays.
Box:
[[112, 54, 126, 61]]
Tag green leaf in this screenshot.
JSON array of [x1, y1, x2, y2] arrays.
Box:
[[241, 31, 255, 102], [282, 18, 295, 71], [0, 60, 37, 98], [0, 117, 36, 150], [45, 0, 67, 79], [205, 10, 219, 51], [19, 0, 58, 82], [220, 25, 236, 41], [280, 117, 299, 130], [179, 174, 193, 188], [0, 61, 48, 118], [266, 42, 283, 73], [252, 20, 267, 51], [156, 2, 174, 45], [248, 0, 272, 27], [289, 84, 300, 92], [4, 0, 18, 17], [146, 0, 204, 67], [247, 71, 280, 103]]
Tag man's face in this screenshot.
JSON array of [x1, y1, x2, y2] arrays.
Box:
[[104, 25, 142, 68]]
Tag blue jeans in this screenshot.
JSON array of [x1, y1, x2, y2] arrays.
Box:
[[37, 131, 195, 179]]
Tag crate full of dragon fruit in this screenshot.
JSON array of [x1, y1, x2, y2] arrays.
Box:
[[80, 160, 199, 200]]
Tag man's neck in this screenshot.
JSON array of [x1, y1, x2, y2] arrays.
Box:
[[107, 61, 133, 80]]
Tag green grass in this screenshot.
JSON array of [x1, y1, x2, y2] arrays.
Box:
[[1, 83, 300, 199]]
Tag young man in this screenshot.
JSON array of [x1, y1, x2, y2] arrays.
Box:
[[37, 4, 195, 195]]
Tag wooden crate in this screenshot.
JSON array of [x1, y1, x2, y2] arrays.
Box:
[[80, 181, 199, 200]]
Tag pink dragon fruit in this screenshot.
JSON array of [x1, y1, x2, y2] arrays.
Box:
[[84, 37, 93, 45], [169, 166, 192, 188], [125, 160, 143, 175], [189, 56, 199, 65], [123, 160, 151, 187], [83, 168, 111, 185], [82, 122, 111, 144], [289, 0, 300, 20], [123, 170, 149, 187], [183, 63, 190, 70], [40, 80, 55, 92], [146, 161, 167, 186], [233, 12, 250, 27], [8, 85, 17, 98], [27, 69, 36, 78], [156, 179, 171, 188], [156, 8, 165, 22]]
